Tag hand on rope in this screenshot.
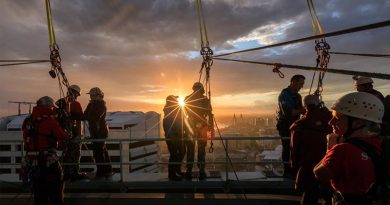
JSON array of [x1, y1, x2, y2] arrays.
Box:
[[272, 63, 284, 78]]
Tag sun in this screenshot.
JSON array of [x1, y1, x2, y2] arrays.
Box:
[[178, 96, 186, 107]]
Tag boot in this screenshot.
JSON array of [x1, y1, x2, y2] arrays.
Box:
[[169, 166, 182, 181], [168, 174, 182, 181], [199, 170, 207, 181]]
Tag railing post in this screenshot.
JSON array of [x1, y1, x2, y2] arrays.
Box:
[[225, 138, 229, 182], [119, 141, 123, 182]]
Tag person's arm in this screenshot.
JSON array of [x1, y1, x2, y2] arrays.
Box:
[[313, 144, 344, 182], [313, 163, 333, 181], [291, 107, 305, 116], [290, 127, 302, 171], [50, 118, 69, 142]]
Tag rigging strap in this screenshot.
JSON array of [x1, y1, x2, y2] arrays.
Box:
[[195, 0, 215, 153], [307, 0, 324, 35], [45, 0, 70, 100]]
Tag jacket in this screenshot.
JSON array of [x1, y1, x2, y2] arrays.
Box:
[[290, 107, 332, 191], [84, 100, 108, 139], [30, 106, 68, 151]]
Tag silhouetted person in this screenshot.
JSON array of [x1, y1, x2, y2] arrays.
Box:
[[290, 95, 332, 205], [84, 87, 113, 179], [184, 82, 212, 181], [276, 74, 305, 178], [163, 95, 186, 181], [30, 96, 69, 205], [353, 76, 385, 102], [57, 84, 88, 181]]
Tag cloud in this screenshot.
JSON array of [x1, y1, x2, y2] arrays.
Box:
[[0, 0, 389, 117]]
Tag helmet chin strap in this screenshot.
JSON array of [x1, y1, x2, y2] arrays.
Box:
[[343, 116, 365, 139]]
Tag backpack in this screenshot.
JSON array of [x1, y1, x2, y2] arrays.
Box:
[[22, 115, 41, 152], [347, 137, 390, 205]]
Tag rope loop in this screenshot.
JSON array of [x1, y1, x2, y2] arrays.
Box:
[[272, 63, 285, 78], [310, 39, 331, 95], [49, 44, 62, 72]]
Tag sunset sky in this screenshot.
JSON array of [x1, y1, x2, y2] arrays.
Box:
[[0, 0, 389, 118]]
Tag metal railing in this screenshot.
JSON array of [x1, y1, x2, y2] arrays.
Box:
[[0, 133, 285, 182]]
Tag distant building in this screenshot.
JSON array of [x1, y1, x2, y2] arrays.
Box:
[[0, 111, 161, 176]]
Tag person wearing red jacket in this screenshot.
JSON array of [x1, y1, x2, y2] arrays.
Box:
[[30, 96, 69, 205], [290, 94, 332, 205], [84, 87, 113, 178], [314, 92, 385, 205]]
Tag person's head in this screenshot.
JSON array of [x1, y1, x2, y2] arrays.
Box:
[[329, 92, 384, 138], [289, 74, 305, 93], [37, 96, 55, 107], [68, 84, 81, 99], [353, 76, 374, 92], [192, 82, 205, 94], [87, 87, 104, 100], [303, 94, 321, 110], [165, 95, 178, 106]]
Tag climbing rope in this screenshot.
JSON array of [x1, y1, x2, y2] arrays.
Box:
[[306, 0, 330, 99], [194, 1, 248, 201], [213, 57, 390, 80], [45, 0, 69, 99], [329, 51, 390, 58], [0, 60, 50, 67], [310, 39, 330, 96], [195, 0, 215, 154], [307, 0, 324, 36]]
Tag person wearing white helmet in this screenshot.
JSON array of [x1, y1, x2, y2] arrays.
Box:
[[290, 94, 332, 205], [314, 92, 386, 205], [56, 84, 88, 181], [84, 87, 113, 179], [353, 75, 385, 102], [183, 82, 212, 180]]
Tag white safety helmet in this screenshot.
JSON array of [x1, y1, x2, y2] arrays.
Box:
[[37, 96, 55, 107], [353, 76, 373, 86], [87, 87, 104, 96], [68, 84, 81, 96], [331, 92, 384, 123], [303, 94, 321, 107]]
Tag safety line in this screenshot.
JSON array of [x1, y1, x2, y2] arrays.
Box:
[[195, 0, 209, 47], [0, 61, 50, 67], [45, 0, 56, 46], [214, 57, 390, 80], [214, 20, 390, 57], [0, 60, 50, 62], [329, 51, 390, 58], [307, 0, 324, 35]]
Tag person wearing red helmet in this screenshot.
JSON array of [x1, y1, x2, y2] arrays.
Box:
[[30, 96, 69, 205]]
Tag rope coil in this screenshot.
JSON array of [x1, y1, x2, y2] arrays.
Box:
[[272, 63, 284, 78]]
